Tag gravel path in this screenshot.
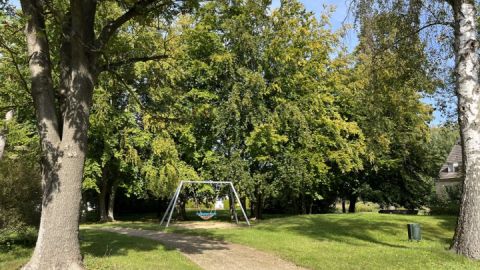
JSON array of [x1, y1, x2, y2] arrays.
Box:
[[100, 227, 307, 270]]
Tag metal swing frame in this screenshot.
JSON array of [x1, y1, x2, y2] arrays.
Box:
[[160, 181, 251, 227]]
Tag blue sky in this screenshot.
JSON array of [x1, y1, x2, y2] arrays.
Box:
[[272, 0, 358, 51]]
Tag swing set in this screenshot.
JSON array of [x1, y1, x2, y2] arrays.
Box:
[[160, 181, 250, 227]]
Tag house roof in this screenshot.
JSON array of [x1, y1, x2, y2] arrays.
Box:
[[438, 142, 463, 180]]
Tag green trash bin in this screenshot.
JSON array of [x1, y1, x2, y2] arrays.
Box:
[[407, 223, 421, 241]]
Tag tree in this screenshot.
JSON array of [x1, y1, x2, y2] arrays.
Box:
[[83, 81, 143, 222], [161, 0, 365, 218], [346, 0, 435, 212], [449, 0, 480, 258], [10, 1, 196, 268], [0, 115, 41, 245], [0, 5, 41, 247], [354, 0, 480, 259]]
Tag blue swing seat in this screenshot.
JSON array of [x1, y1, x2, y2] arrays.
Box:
[[196, 212, 216, 220]]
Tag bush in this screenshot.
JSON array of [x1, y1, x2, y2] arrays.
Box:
[[0, 157, 41, 246], [428, 185, 461, 215], [0, 225, 37, 252]]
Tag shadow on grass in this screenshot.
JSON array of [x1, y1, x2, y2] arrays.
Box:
[[116, 209, 251, 223], [92, 213, 460, 254], [253, 214, 458, 248], [80, 229, 179, 258], [81, 228, 232, 256], [163, 213, 458, 250]]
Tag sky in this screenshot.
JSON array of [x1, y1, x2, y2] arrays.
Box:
[[272, 0, 358, 51]]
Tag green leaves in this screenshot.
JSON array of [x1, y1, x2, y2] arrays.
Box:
[[246, 124, 288, 162]]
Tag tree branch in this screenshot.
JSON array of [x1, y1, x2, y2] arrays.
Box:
[[95, 0, 171, 51], [0, 38, 30, 93], [20, 0, 61, 144], [107, 70, 184, 124], [375, 21, 454, 55], [99, 54, 168, 72], [107, 70, 144, 109]]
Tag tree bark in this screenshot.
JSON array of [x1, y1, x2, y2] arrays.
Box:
[[254, 193, 263, 219], [341, 198, 346, 213], [348, 195, 357, 213], [21, 0, 96, 268], [98, 164, 110, 222], [98, 176, 108, 222], [228, 192, 235, 221], [301, 193, 306, 215], [450, 0, 480, 259], [250, 198, 255, 218], [177, 198, 187, 221], [19, 0, 177, 268], [240, 197, 247, 213], [107, 181, 118, 222]]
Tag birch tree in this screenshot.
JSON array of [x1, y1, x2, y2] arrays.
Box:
[[449, 0, 480, 258], [355, 0, 480, 259]]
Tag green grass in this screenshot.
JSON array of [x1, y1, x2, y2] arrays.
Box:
[[0, 243, 32, 270], [100, 213, 480, 270], [0, 229, 200, 270], [3, 214, 480, 270]]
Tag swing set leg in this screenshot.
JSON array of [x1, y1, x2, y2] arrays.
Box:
[[230, 190, 239, 224], [160, 181, 184, 228], [230, 182, 250, 226]]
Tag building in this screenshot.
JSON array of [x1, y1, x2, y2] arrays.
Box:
[[436, 141, 463, 198]]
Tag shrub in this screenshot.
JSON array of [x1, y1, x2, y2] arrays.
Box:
[[429, 185, 461, 215], [0, 157, 41, 248]]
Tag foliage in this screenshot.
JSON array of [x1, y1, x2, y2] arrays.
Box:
[[158, 0, 366, 216], [342, 1, 438, 209], [0, 118, 41, 247]]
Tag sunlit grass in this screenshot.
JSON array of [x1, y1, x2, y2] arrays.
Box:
[[101, 213, 480, 270]]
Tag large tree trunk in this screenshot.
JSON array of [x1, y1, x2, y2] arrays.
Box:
[[21, 0, 96, 269], [19, 0, 177, 267], [25, 141, 88, 270], [450, 0, 480, 259], [107, 181, 119, 222]]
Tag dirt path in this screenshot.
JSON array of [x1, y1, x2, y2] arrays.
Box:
[[100, 227, 307, 270], [171, 221, 241, 229]]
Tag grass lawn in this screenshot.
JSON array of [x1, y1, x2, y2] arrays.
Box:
[[0, 229, 200, 270], [99, 213, 480, 270]]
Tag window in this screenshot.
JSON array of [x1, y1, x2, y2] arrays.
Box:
[[448, 162, 460, 173]]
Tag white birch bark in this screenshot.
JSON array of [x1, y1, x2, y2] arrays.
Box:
[[451, 0, 480, 259]]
